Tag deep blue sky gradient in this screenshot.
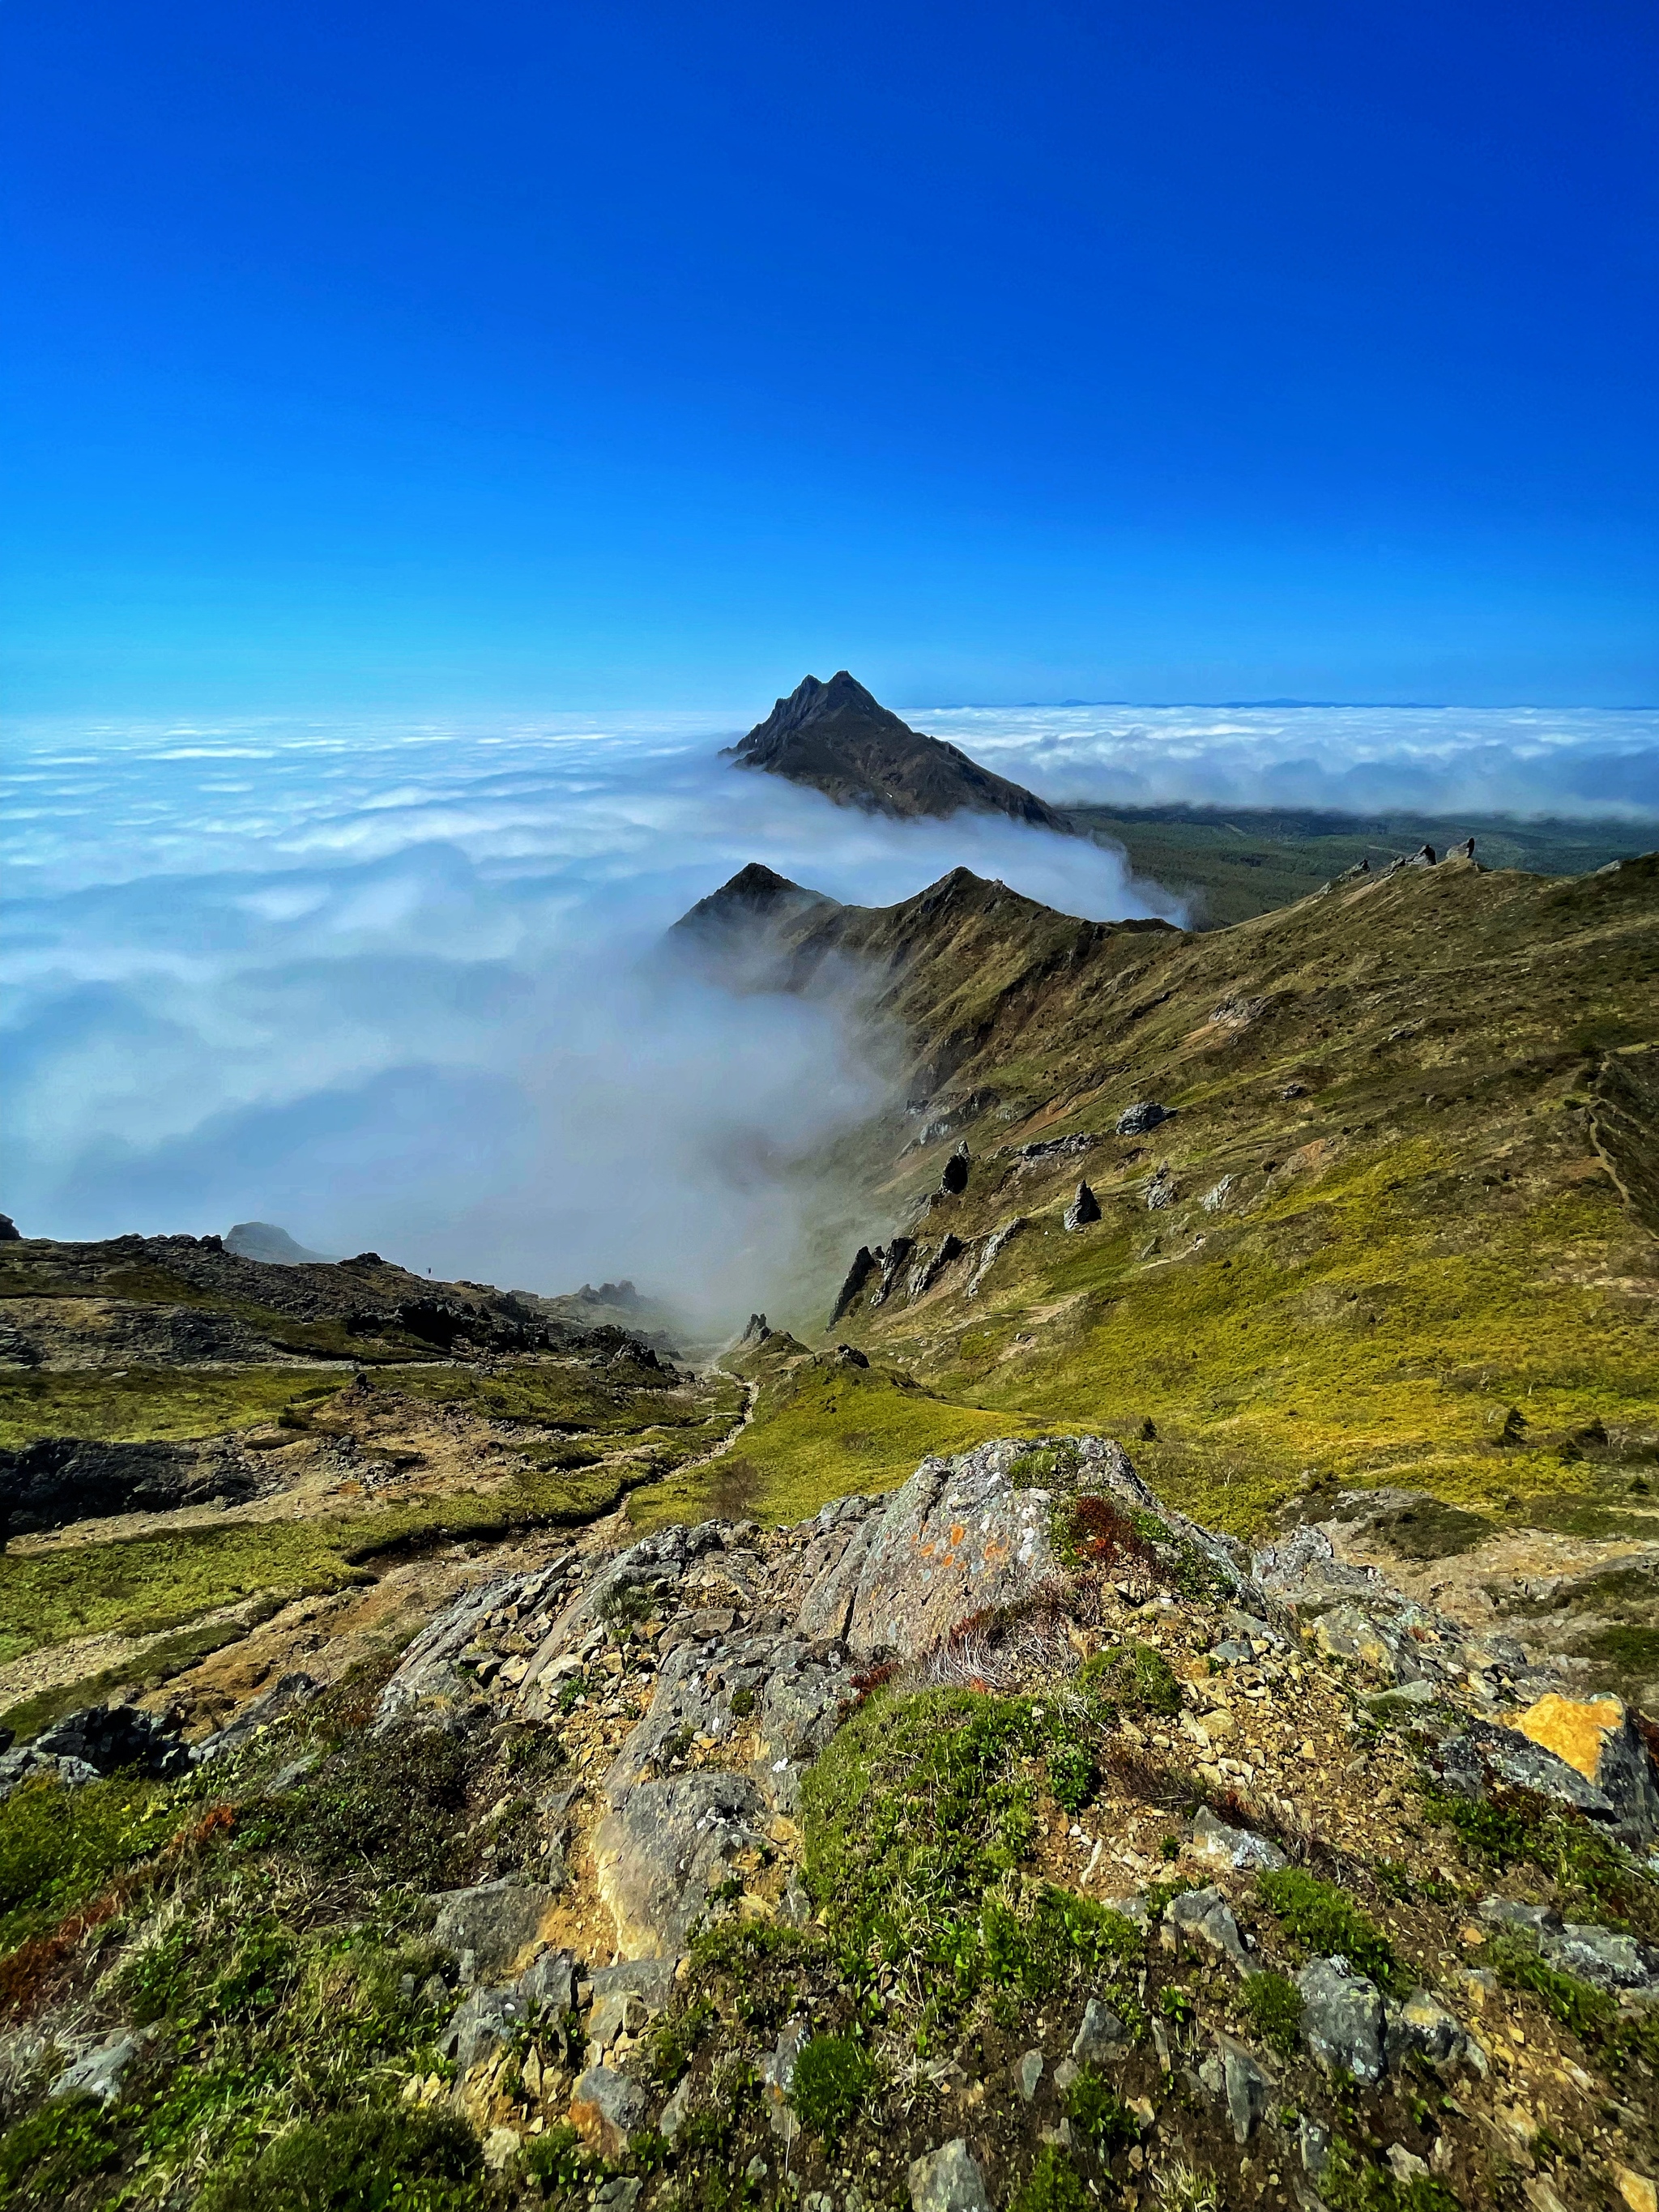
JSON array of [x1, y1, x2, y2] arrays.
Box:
[[4, 0, 1657, 710]]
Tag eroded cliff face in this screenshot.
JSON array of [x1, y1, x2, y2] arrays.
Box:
[[5, 1434, 1657, 2212]]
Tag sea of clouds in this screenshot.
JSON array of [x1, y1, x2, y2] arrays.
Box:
[[4, 701, 1653, 1331]]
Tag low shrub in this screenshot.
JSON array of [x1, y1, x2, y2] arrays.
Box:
[[1240, 1968, 1303, 2056], [0, 2095, 118, 2210], [1079, 1643, 1181, 1721], [1063, 2067, 1140, 2150], [0, 1771, 184, 1952], [195, 2102, 484, 2212]]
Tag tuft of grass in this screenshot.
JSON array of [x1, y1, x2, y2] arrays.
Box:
[[1485, 1933, 1618, 2043], [1240, 1967, 1304, 2056], [1079, 1641, 1182, 1720], [790, 2034, 879, 2140], [194, 2102, 485, 2212], [1256, 1867, 1404, 1992], [0, 1771, 186, 1954], [1010, 2145, 1092, 2211], [1063, 2067, 1141, 2150]]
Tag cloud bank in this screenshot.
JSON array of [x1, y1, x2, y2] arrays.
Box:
[[913, 702, 1659, 820], [1, 714, 1172, 1331]]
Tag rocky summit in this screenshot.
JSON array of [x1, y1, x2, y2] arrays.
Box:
[[2, 837, 1657, 2212], [727, 673, 1068, 829]]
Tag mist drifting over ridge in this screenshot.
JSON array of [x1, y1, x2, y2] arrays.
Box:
[[0, 711, 1175, 1332], [4, 698, 1653, 1333]]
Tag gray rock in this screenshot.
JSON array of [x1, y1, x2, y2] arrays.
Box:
[[1478, 1895, 1659, 1993], [1116, 1102, 1171, 1136], [1191, 1807, 1287, 1874], [1218, 2034, 1273, 2144], [1299, 2116, 1332, 2178], [1297, 1958, 1385, 2083], [592, 1769, 770, 1958], [1384, 1988, 1466, 2067], [0, 1703, 194, 1802], [570, 2064, 646, 2159], [1388, 2146, 1431, 2184], [592, 2182, 642, 2212], [441, 1985, 528, 2072], [940, 1144, 971, 1196], [1166, 1886, 1256, 1974], [49, 2032, 139, 2105], [1064, 1182, 1101, 1231], [431, 1879, 559, 1982], [516, 1949, 576, 2014], [1017, 2049, 1044, 2101], [659, 2072, 693, 2139], [762, 2017, 807, 2139], [1436, 1699, 1659, 1846], [908, 2138, 992, 2212], [1071, 1997, 1125, 2062]]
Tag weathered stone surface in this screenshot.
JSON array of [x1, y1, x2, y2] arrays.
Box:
[[49, 2033, 139, 2105], [761, 2017, 806, 2140], [1190, 1806, 1286, 1873], [570, 2065, 646, 2159], [1308, 1605, 1399, 1678], [431, 1879, 561, 1983], [1218, 2034, 1273, 2143], [1167, 1886, 1256, 1975], [1116, 1102, 1171, 1136], [1017, 2049, 1044, 2101], [1384, 1988, 1466, 2068], [1478, 1897, 1659, 1993], [587, 1959, 676, 2048], [593, 1770, 771, 1958], [1072, 1997, 1125, 2061], [440, 1985, 528, 2073], [908, 2138, 992, 2212], [1298, 1958, 1385, 2083], [940, 1144, 971, 1196], [836, 1440, 1066, 1660]]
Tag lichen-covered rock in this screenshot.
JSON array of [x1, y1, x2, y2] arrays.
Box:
[[430, 1878, 561, 1982], [1064, 1182, 1101, 1231], [908, 2138, 992, 2212], [1505, 1694, 1659, 1846], [1383, 1988, 1466, 2068], [1298, 1958, 1385, 2083], [569, 2065, 646, 2159], [49, 2032, 139, 2105], [1190, 1806, 1286, 1873], [1071, 1996, 1125, 2061], [592, 1770, 771, 1958], [1218, 2034, 1273, 2143], [1166, 1886, 1256, 1975]]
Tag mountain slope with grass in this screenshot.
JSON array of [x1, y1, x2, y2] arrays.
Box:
[[685, 847, 1659, 1707]]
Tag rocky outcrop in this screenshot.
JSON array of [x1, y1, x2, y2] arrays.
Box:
[[1064, 1181, 1100, 1230], [0, 1433, 275, 1541], [0, 1703, 194, 1801]]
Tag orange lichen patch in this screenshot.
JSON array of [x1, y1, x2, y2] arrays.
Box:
[[1510, 1691, 1625, 1779]]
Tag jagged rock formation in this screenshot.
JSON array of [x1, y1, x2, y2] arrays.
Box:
[[14, 1434, 1656, 2207], [223, 1221, 333, 1264], [727, 671, 1069, 828]]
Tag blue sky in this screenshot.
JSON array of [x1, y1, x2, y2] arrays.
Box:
[[4, 0, 1657, 712]]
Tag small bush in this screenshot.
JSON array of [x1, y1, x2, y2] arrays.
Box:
[[1047, 1741, 1095, 1812], [1010, 2144, 1091, 2212], [643, 1997, 713, 2089], [729, 1687, 756, 1720], [522, 2123, 586, 2189], [196, 2102, 484, 2212], [1241, 1968, 1303, 2056], [1256, 1867, 1402, 1991], [251, 1721, 479, 1891], [1063, 2067, 1140, 2150], [0, 2095, 119, 2210], [791, 2034, 877, 2140]]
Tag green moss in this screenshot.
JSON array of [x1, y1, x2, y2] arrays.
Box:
[[791, 2034, 879, 2139], [0, 1366, 347, 1450], [194, 2103, 484, 2212], [1322, 2136, 1461, 2212], [1421, 1786, 1658, 1941], [1078, 1641, 1183, 1720], [1256, 1867, 1404, 1992], [1485, 1933, 1617, 2043]]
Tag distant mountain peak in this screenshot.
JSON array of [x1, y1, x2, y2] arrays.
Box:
[[727, 672, 1069, 831]]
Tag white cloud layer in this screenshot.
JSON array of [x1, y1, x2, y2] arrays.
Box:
[[912, 702, 1659, 819], [0, 714, 1173, 1329], [6, 698, 1651, 1329]]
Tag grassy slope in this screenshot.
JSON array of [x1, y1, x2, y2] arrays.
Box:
[[1064, 803, 1655, 929], [703, 855, 1659, 1552]]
